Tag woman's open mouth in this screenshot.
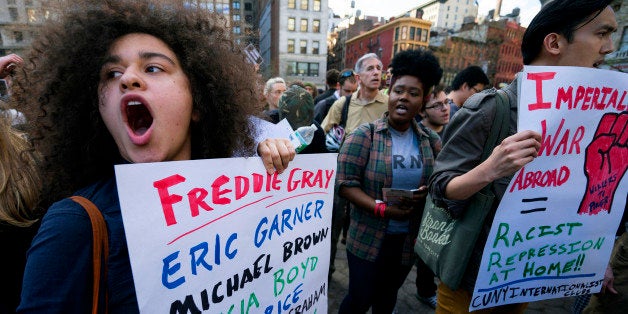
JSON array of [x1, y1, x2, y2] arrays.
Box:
[[126, 100, 153, 136], [394, 104, 408, 114], [121, 96, 154, 146]]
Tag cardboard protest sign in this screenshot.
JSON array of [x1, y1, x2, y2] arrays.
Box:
[[115, 154, 336, 313], [471, 66, 627, 311]]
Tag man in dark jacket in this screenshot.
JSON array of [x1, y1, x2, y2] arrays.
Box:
[[314, 69, 340, 104], [429, 0, 618, 312], [313, 69, 358, 123]]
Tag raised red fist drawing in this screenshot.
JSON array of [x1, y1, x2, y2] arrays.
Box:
[[577, 111, 627, 215]]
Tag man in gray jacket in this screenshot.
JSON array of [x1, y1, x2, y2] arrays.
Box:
[[429, 0, 618, 312]]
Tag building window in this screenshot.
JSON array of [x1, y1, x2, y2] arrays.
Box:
[[300, 19, 308, 32], [395, 27, 399, 41], [14, 31, 23, 42], [312, 41, 320, 54], [7, 0, 16, 4], [312, 19, 320, 33], [410, 27, 416, 40], [297, 62, 308, 75], [27, 8, 37, 22], [401, 26, 408, 40], [288, 17, 296, 31], [313, 0, 321, 11], [233, 26, 241, 34], [300, 40, 307, 54], [245, 2, 252, 10], [300, 0, 308, 10], [288, 0, 296, 9], [309, 63, 319, 76], [9, 7, 18, 21], [233, 14, 240, 21], [288, 62, 319, 76], [421, 28, 428, 42], [232, 1, 240, 9], [25, 0, 33, 5], [288, 39, 295, 53]]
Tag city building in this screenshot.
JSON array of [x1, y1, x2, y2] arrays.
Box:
[[344, 17, 432, 70], [0, 0, 48, 56], [327, 14, 382, 71], [489, 19, 524, 87], [430, 26, 491, 86], [259, 0, 328, 89], [430, 19, 525, 88], [401, 0, 479, 33], [184, 1, 258, 45]]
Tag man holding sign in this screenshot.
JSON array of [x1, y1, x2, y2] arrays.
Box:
[[428, 0, 619, 312]]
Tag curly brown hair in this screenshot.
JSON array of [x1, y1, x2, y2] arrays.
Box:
[[12, 0, 259, 205]]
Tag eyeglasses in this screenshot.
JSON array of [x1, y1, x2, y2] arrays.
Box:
[[471, 86, 482, 93], [339, 70, 354, 78], [425, 102, 447, 110]]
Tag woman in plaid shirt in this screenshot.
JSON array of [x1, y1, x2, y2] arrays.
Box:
[[336, 49, 443, 313]]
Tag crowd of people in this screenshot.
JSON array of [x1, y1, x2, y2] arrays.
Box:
[[0, 0, 624, 313]]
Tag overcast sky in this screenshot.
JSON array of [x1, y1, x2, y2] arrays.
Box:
[[328, 0, 542, 27]]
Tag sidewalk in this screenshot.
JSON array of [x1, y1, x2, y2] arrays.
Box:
[[327, 237, 576, 313]]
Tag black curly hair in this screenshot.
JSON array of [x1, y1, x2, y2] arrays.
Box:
[[12, 0, 260, 205], [389, 49, 443, 97]]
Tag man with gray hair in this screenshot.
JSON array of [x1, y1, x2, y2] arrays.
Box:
[[321, 52, 388, 279], [263, 77, 287, 123], [321, 53, 388, 138]]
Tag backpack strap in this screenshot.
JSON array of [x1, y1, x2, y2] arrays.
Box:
[[479, 89, 511, 193], [482, 90, 510, 160], [70, 196, 109, 314], [340, 95, 351, 128]]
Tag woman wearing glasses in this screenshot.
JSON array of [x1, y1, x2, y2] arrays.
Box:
[[336, 49, 442, 313]]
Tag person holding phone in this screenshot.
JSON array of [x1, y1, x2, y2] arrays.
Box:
[[336, 49, 442, 313]]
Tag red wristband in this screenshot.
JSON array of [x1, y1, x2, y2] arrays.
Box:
[[375, 200, 386, 218], [375, 200, 384, 217]]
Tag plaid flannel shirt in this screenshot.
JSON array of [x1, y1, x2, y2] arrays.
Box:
[[336, 113, 441, 265]]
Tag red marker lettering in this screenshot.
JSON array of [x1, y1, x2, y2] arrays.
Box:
[[211, 175, 231, 205], [527, 72, 556, 110], [187, 188, 213, 217], [154, 174, 186, 226]]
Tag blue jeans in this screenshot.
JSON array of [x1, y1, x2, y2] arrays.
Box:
[[339, 233, 412, 314]]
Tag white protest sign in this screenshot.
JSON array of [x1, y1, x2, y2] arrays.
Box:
[[115, 154, 337, 313], [471, 66, 627, 311]]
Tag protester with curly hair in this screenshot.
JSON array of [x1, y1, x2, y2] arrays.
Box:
[[15, 1, 294, 312], [336, 49, 443, 313]]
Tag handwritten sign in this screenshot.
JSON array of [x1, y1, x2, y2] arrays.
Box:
[[471, 66, 627, 311], [115, 154, 336, 313]]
